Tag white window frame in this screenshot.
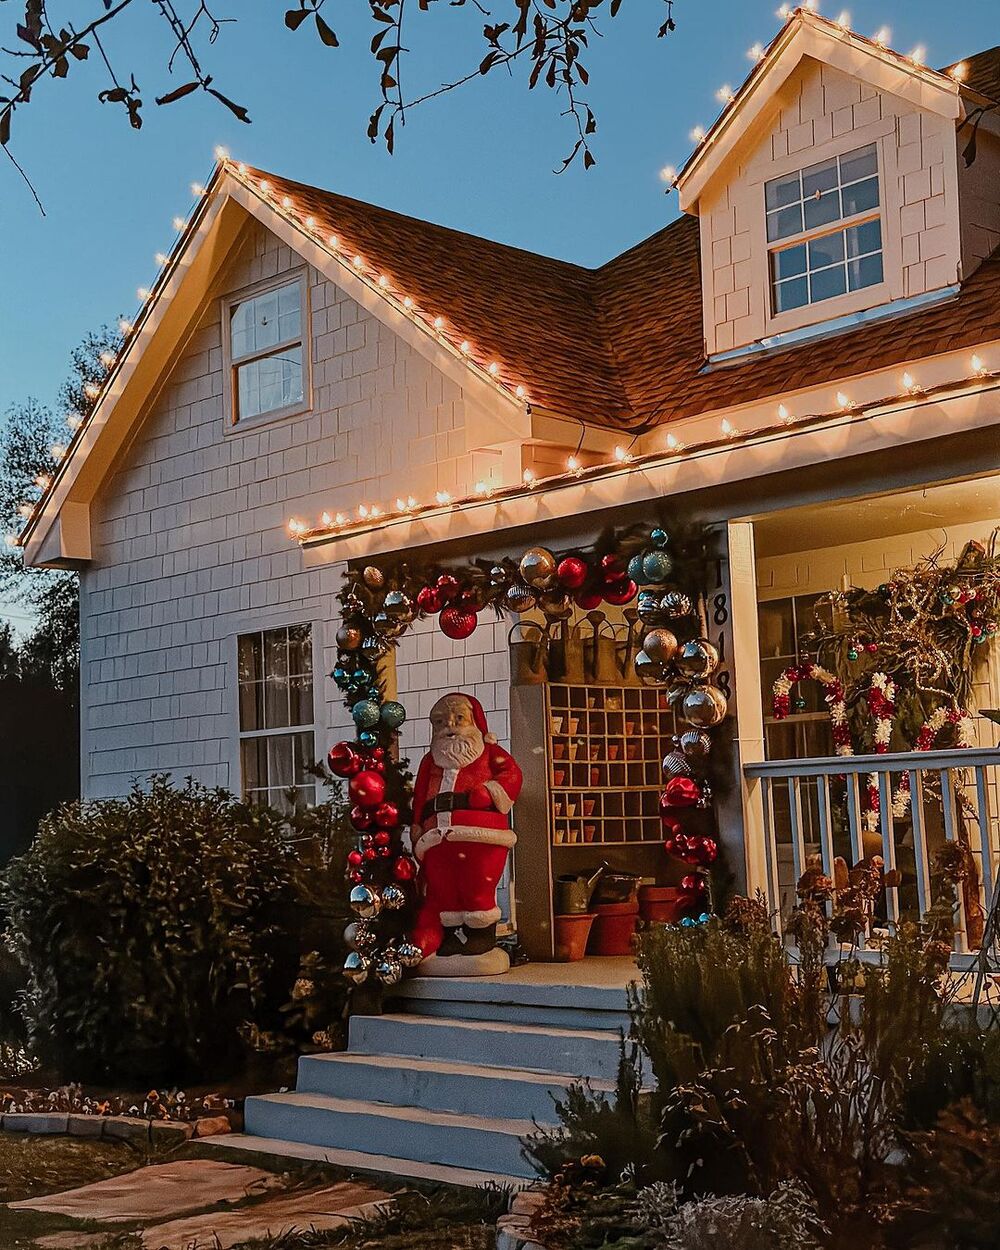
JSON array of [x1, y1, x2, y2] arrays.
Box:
[[222, 269, 311, 430], [234, 620, 320, 812]]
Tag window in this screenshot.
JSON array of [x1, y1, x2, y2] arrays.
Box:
[[237, 623, 316, 812], [765, 144, 883, 316], [228, 278, 305, 421]]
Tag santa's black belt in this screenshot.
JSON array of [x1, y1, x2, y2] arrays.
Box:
[[428, 792, 470, 813]]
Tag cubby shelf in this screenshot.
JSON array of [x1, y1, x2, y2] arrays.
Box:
[[546, 683, 676, 847]]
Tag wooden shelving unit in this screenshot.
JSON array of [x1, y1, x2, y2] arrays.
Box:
[[546, 684, 676, 847]]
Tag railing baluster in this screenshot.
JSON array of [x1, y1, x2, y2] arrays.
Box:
[[975, 765, 995, 917], [760, 777, 782, 939], [787, 776, 806, 885], [816, 773, 835, 901], [877, 769, 899, 930], [939, 767, 969, 953], [846, 771, 863, 865], [909, 770, 931, 920]]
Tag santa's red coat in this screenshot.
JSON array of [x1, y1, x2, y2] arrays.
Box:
[[410, 742, 522, 861]]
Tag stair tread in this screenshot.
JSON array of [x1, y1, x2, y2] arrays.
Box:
[[199, 1134, 531, 1189], [370, 1012, 622, 1043], [249, 1090, 538, 1136], [315, 1050, 617, 1090]]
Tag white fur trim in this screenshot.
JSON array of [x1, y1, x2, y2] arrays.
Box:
[[439, 911, 466, 927], [483, 780, 514, 815], [412, 828, 444, 861], [463, 907, 501, 927], [444, 826, 517, 849]]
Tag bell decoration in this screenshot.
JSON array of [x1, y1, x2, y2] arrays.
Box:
[[393, 855, 417, 881], [642, 550, 674, 584], [634, 650, 669, 686], [380, 700, 407, 729], [327, 742, 361, 777], [681, 686, 728, 727], [382, 590, 415, 624], [376, 954, 403, 986], [637, 591, 668, 626], [349, 883, 382, 919], [381, 883, 407, 911], [642, 627, 679, 665], [351, 699, 381, 730], [556, 556, 588, 589], [504, 582, 536, 613], [662, 749, 692, 779], [679, 729, 713, 761], [675, 638, 720, 679], [416, 585, 444, 614], [397, 941, 425, 969], [660, 776, 702, 808], [336, 624, 364, 651], [440, 605, 478, 640], [436, 574, 460, 602], [604, 578, 638, 606], [348, 769, 387, 809], [660, 591, 694, 618], [343, 951, 371, 985], [519, 546, 558, 588], [362, 565, 385, 590]]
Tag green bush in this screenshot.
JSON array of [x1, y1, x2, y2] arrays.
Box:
[[1, 775, 351, 1083]]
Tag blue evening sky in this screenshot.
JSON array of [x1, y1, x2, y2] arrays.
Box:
[[0, 0, 994, 631]]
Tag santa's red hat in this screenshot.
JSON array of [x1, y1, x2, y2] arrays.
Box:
[[432, 691, 497, 744]]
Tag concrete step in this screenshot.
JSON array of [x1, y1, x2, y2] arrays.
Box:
[[349, 1013, 624, 1080], [296, 1051, 614, 1122], [199, 1133, 529, 1190], [244, 1092, 539, 1179], [394, 994, 632, 1033]]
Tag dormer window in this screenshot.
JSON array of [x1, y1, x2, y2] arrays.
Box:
[[766, 144, 883, 315], [224, 273, 309, 424]]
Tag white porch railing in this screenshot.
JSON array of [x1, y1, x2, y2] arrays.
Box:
[[744, 748, 1000, 957]]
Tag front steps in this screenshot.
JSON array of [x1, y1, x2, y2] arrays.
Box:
[[232, 965, 639, 1185]]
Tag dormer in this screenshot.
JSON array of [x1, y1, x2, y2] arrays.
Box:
[[675, 10, 1000, 360]]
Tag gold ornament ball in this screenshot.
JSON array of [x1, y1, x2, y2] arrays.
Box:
[[642, 627, 679, 665], [634, 650, 669, 686], [382, 589, 415, 624], [681, 686, 728, 727], [381, 883, 407, 911], [397, 941, 425, 968], [376, 955, 404, 986], [336, 624, 364, 651], [519, 546, 558, 588], [362, 565, 385, 590], [349, 883, 382, 919], [675, 638, 720, 679]]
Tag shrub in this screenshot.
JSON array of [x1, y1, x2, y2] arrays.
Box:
[[649, 1182, 828, 1250], [2, 775, 351, 1082]]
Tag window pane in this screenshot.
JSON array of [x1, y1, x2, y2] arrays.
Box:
[[846, 218, 882, 258], [287, 623, 313, 676], [293, 731, 316, 785], [239, 681, 263, 733], [236, 346, 304, 420], [237, 634, 264, 731], [758, 599, 795, 658], [289, 676, 313, 727], [267, 734, 295, 791], [265, 628, 289, 680], [774, 276, 809, 312], [802, 157, 839, 198], [241, 737, 268, 792], [807, 231, 845, 269], [773, 244, 807, 280], [238, 632, 263, 683], [765, 171, 801, 211], [839, 143, 878, 184], [848, 252, 884, 291], [810, 264, 847, 302], [230, 282, 300, 360], [842, 177, 879, 217], [803, 189, 842, 231], [767, 203, 803, 242]]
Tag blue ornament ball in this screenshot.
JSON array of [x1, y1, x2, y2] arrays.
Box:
[[698, 912, 711, 924], [351, 699, 381, 729], [332, 665, 350, 689], [642, 550, 674, 584], [650, 527, 669, 549], [350, 667, 372, 689], [680, 916, 695, 928], [380, 700, 407, 729], [359, 730, 378, 748], [627, 553, 646, 584]]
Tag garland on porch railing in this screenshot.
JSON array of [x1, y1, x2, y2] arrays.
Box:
[[329, 521, 732, 989]]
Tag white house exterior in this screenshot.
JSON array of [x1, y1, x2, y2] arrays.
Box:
[[14, 8, 1000, 1180]]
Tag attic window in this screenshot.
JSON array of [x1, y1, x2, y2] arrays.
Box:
[[227, 277, 306, 422], [766, 144, 883, 315]]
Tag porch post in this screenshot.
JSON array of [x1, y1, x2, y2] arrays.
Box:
[[715, 520, 769, 899]]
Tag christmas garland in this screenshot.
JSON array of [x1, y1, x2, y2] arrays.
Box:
[[890, 704, 973, 819], [773, 661, 852, 755], [331, 521, 730, 987]]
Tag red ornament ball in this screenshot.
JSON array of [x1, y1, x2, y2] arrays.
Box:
[[680, 873, 705, 893], [440, 606, 477, 640], [327, 742, 360, 778], [436, 574, 460, 602], [601, 553, 623, 575], [348, 769, 388, 809], [350, 805, 375, 831], [574, 588, 603, 610], [556, 556, 588, 590], [393, 855, 417, 881], [374, 830, 391, 847], [374, 801, 400, 828], [362, 847, 377, 861], [417, 585, 444, 614], [697, 836, 719, 864], [661, 776, 703, 808], [347, 849, 363, 867], [604, 578, 638, 605], [350, 870, 363, 883]]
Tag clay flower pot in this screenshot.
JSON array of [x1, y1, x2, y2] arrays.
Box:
[[554, 912, 596, 962]]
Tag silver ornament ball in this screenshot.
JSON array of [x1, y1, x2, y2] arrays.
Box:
[[519, 546, 558, 589], [381, 883, 407, 911], [343, 951, 371, 985], [382, 589, 415, 624], [634, 650, 670, 686], [679, 729, 713, 760], [397, 941, 425, 969], [660, 591, 694, 618], [675, 638, 721, 679], [504, 582, 536, 613], [375, 955, 404, 986], [349, 883, 382, 919], [681, 686, 728, 727]]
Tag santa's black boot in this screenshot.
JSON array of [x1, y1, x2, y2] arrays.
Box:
[[436, 926, 465, 958], [460, 923, 497, 956]]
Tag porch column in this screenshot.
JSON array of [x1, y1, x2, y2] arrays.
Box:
[[715, 520, 769, 899]]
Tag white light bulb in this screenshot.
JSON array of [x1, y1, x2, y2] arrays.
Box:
[[4, 534, 18, 548], [281, 196, 292, 209], [715, 85, 735, 104], [352, 255, 363, 269], [659, 164, 677, 184], [395, 498, 407, 512], [259, 179, 270, 193], [50, 443, 66, 460], [100, 351, 115, 368], [66, 414, 83, 431], [778, 403, 790, 422], [328, 234, 339, 249], [118, 318, 133, 334], [191, 183, 205, 197], [836, 391, 852, 410], [475, 481, 490, 496], [972, 353, 987, 376], [523, 469, 536, 485], [137, 287, 151, 301], [689, 125, 706, 143], [902, 371, 919, 393], [321, 512, 332, 527], [403, 296, 413, 309], [407, 496, 418, 509], [459, 340, 471, 354], [666, 433, 679, 451], [335, 512, 346, 526], [488, 362, 499, 375], [873, 26, 890, 46], [747, 42, 765, 62], [172, 216, 186, 232], [720, 418, 736, 437], [776, 3, 791, 17], [18, 503, 32, 519], [614, 445, 633, 463], [835, 10, 850, 27], [287, 518, 302, 534], [567, 455, 581, 472], [515, 385, 527, 399], [34, 473, 51, 490], [909, 46, 926, 65], [214, 145, 229, 160], [304, 215, 315, 230], [433, 316, 445, 330], [358, 505, 369, 519], [236, 162, 247, 175], [370, 505, 381, 518], [435, 491, 451, 505], [950, 61, 968, 82], [378, 274, 389, 288], [84, 382, 101, 399]]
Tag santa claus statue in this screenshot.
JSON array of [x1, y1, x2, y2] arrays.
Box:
[[409, 692, 523, 975]]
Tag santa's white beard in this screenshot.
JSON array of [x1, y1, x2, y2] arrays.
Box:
[[432, 730, 484, 769]]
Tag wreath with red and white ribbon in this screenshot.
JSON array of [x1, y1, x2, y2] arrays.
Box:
[[890, 703, 974, 818], [772, 661, 852, 755]]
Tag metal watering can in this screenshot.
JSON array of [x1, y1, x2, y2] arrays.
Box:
[[554, 863, 608, 915]]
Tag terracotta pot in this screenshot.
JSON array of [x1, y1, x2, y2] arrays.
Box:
[[554, 912, 596, 961], [639, 885, 686, 924], [587, 901, 639, 956]]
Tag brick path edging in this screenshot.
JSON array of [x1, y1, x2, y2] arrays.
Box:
[[496, 1187, 548, 1250], [0, 1111, 225, 1143]]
